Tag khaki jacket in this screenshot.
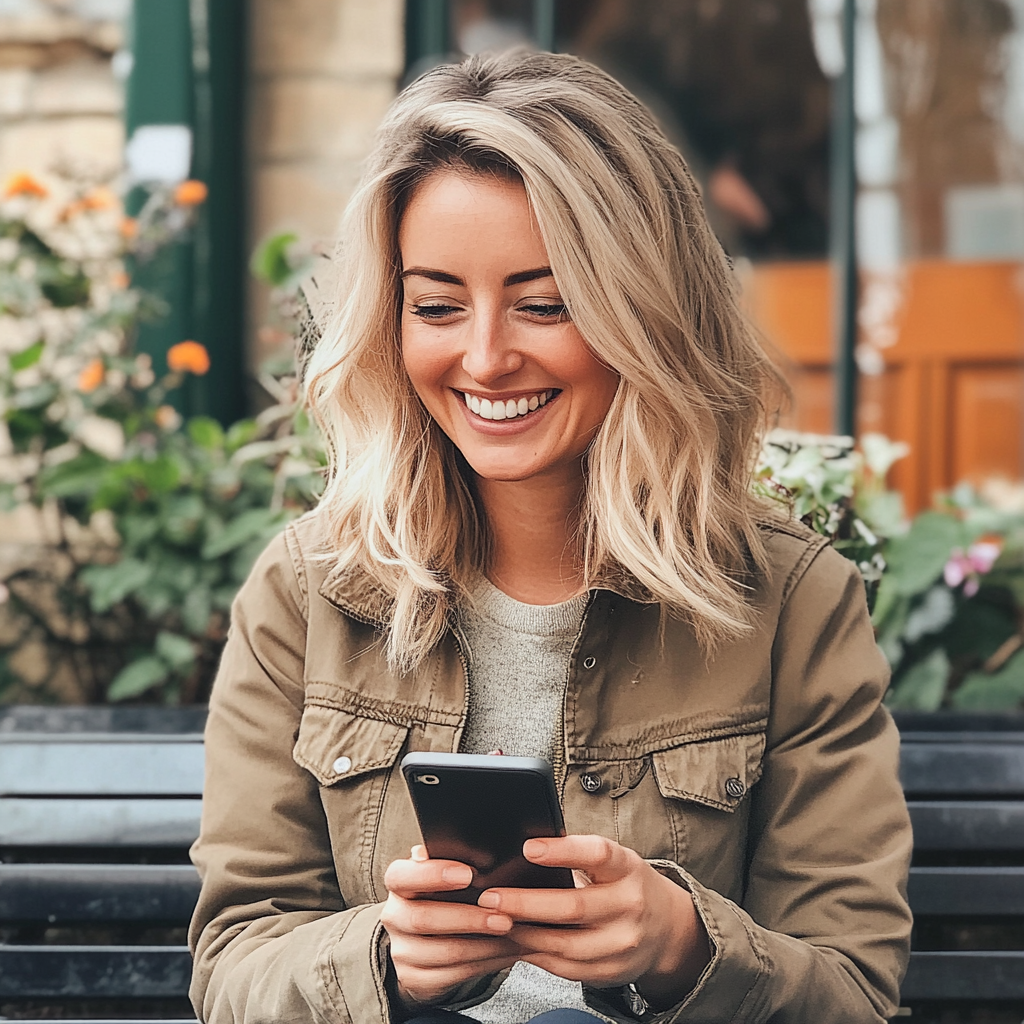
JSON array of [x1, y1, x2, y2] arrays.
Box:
[[189, 510, 912, 1024]]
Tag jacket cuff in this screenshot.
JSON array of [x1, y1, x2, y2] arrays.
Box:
[[621, 860, 767, 1023], [318, 904, 392, 1024]]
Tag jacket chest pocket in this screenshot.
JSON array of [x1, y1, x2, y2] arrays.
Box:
[[293, 701, 422, 905], [566, 729, 765, 901]]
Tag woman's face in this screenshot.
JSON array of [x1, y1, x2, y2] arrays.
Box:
[[399, 170, 619, 487]]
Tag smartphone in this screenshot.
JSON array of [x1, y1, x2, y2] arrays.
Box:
[[400, 751, 575, 903]]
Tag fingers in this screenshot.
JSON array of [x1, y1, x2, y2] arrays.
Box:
[[478, 883, 621, 927], [522, 834, 636, 885], [385, 854, 475, 899], [383, 892, 513, 938]]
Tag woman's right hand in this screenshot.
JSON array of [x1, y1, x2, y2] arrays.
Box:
[[382, 845, 520, 1012]]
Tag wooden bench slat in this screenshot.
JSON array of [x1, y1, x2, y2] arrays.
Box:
[[0, 864, 200, 922], [0, 737, 204, 797], [0, 945, 191, 998], [0, 798, 202, 846], [909, 866, 1024, 915], [901, 742, 1024, 796], [908, 800, 1024, 849], [901, 950, 1024, 1001]]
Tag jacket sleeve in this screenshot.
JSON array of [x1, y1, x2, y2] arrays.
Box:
[[612, 546, 912, 1023], [188, 529, 392, 1024]]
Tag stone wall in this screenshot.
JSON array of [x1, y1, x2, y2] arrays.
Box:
[[247, 0, 405, 359], [0, 2, 124, 182]]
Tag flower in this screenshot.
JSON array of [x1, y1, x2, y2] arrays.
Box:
[[154, 404, 183, 432], [167, 340, 210, 375], [943, 541, 1002, 597], [77, 358, 105, 393], [2, 172, 48, 199], [119, 217, 138, 240], [83, 186, 117, 210], [173, 180, 208, 206], [110, 270, 130, 290]]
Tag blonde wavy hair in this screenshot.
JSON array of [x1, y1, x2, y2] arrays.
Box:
[[305, 50, 784, 673]]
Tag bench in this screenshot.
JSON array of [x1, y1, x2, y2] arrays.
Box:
[[0, 705, 204, 1022], [3, 706, 1024, 1022]]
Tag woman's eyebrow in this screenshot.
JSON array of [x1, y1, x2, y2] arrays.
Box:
[[399, 267, 554, 286]]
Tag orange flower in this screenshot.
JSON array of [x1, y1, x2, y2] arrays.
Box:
[[83, 186, 117, 210], [110, 270, 130, 290], [3, 172, 48, 199], [167, 340, 210, 375], [173, 180, 208, 207], [154, 404, 182, 431], [58, 199, 86, 222], [78, 358, 105, 393], [119, 217, 138, 240]]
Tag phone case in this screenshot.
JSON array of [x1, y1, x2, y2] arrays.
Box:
[[401, 752, 575, 902]]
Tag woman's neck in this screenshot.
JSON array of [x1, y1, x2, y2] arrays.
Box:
[[474, 469, 586, 605]]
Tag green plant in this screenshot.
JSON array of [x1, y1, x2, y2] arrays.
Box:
[[0, 175, 323, 704]]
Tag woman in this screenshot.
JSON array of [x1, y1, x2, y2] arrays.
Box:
[[189, 51, 912, 1024]]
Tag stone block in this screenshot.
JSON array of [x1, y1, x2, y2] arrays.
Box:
[[31, 58, 122, 116], [251, 0, 404, 77], [250, 159, 361, 245], [0, 68, 32, 117], [251, 76, 394, 162], [0, 115, 123, 177]]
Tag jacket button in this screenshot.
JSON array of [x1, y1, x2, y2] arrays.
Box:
[[332, 756, 352, 774], [582, 656, 597, 669], [724, 776, 745, 799], [580, 773, 602, 793]]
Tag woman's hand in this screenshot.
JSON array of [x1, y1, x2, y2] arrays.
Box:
[[381, 845, 520, 1012], [477, 834, 711, 1008]]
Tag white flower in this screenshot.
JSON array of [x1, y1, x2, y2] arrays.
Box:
[[75, 415, 125, 461]]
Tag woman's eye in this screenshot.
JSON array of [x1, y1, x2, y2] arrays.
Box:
[[411, 304, 460, 319], [521, 303, 568, 320]]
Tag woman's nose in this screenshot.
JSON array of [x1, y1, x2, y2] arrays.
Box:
[[461, 314, 524, 384]]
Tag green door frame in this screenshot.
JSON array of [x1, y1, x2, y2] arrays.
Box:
[[125, 0, 246, 426]]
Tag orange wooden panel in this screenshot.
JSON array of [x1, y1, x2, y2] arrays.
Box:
[[778, 365, 834, 434], [948, 364, 1024, 487], [744, 262, 832, 365], [894, 262, 1024, 359]]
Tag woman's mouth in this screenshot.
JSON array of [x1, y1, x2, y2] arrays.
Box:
[[461, 389, 559, 422]]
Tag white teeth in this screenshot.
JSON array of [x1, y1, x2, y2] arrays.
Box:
[[462, 390, 554, 421]]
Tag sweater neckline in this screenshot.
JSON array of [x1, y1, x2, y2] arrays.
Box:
[[463, 573, 589, 638]]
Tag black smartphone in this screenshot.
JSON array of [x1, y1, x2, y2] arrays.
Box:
[[400, 751, 575, 903]]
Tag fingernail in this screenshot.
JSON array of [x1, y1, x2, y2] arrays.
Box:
[[411, 845, 428, 861], [487, 914, 511, 932], [478, 891, 500, 909], [443, 865, 473, 886], [523, 838, 547, 858]]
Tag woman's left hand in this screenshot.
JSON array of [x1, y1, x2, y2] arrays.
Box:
[[477, 834, 711, 1008]]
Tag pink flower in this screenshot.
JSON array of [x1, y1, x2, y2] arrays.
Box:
[[943, 541, 1001, 597]]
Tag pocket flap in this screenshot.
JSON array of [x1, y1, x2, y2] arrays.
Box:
[[293, 702, 409, 786], [652, 731, 765, 812]]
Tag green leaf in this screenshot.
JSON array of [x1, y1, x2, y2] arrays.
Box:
[[250, 232, 299, 287], [225, 419, 259, 454], [39, 451, 109, 499], [155, 631, 195, 671], [883, 512, 965, 597], [80, 558, 153, 613], [161, 494, 205, 544], [181, 585, 213, 635], [188, 416, 225, 451], [951, 652, 1024, 711], [886, 648, 950, 711], [107, 655, 169, 701], [10, 382, 59, 410], [201, 507, 281, 559], [9, 340, 44, 371]]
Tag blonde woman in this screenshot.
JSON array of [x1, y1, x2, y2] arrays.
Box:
[[189, 51, 912, 1024]]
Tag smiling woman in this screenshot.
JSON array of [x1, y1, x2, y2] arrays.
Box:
[[188, 49, 913, 1024]]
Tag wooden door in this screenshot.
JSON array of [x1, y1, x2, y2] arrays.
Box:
[[745, 260, 1024, 512]]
